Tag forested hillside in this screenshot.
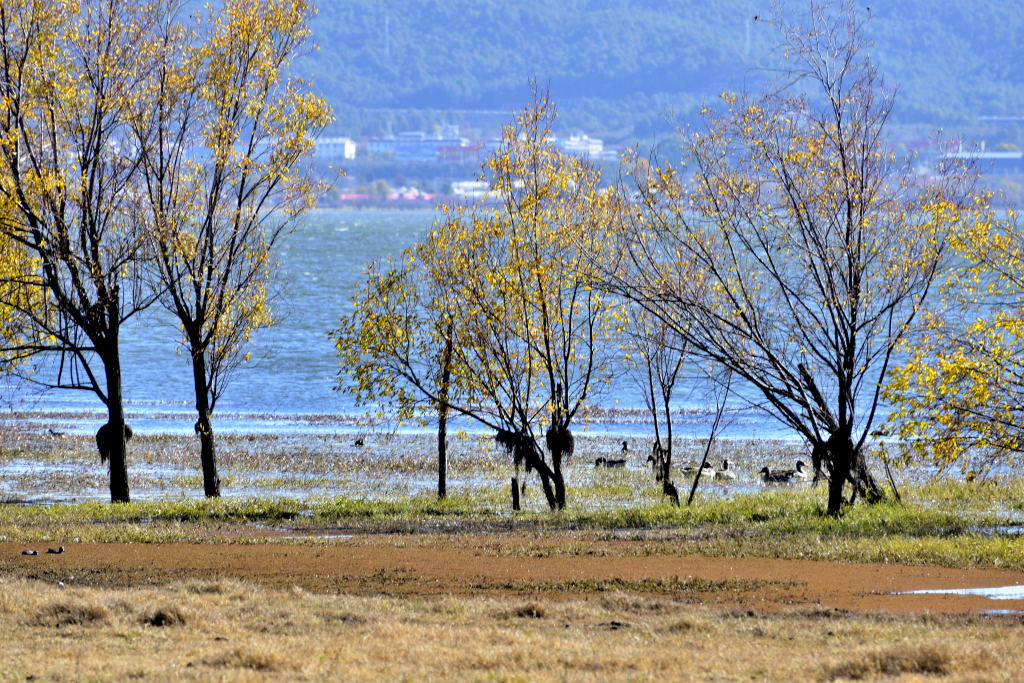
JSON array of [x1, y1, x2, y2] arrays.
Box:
[[298, 1, 1024, 141]]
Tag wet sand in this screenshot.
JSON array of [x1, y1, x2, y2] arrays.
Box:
[[5, 533, 1024, 615]]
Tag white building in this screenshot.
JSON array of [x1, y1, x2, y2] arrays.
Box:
[[315, 137, 357, 160], [450, 180, 491, 199], [555, 133, 604, 159]]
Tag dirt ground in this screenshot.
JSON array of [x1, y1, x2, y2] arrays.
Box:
[[5, 532, 1024, 615]]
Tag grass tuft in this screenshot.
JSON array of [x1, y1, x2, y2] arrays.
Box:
[[35, 601, 110, 628], [141, 605, 187, 627], [511, 602, 546, 618], [823, 644, 952, 680], [203, 647, 288, 672]]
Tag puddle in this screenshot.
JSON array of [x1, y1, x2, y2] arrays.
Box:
[[901, 585, 1024, 600], [983, 609, 1024, 615], [281, 534, 354, 540], [974, 525, 1024, 536]]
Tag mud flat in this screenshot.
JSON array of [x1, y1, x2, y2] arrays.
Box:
[[2, 532, 1024, 681]]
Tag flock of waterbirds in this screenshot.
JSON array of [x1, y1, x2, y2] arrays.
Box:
[[596, 440, 812, 484]]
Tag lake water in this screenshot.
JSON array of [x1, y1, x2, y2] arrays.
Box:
[[2, 209, 793, 440]]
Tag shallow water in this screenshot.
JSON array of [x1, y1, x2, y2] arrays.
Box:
[[901, 586, 1024, 600], [0, 428, 813, 505], [0, 209, 819, 441]]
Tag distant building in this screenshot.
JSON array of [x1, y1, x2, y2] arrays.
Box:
[[554, 133, 604, 159], [450, 180, 490, 199], [315, 136, 357, 160], [439, 144, 483, 163], [368, 125, 470, 162], [938, 141, 1024, 175]]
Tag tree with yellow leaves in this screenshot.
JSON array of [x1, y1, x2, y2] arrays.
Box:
[[337, 91, 625, 509], [0, 0, 174, 502], [883, 204, 1024, 478], [135, 0, 331, 497], [335, 253, 460, 499], [603, 1, 976, 515]]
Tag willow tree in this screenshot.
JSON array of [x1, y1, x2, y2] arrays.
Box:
[[883, 204, 1020, 477], [0, 1, 170, 502], [135, 0, 331, 497], [337, 93, 625, 510], [604, 2, 974, 514]]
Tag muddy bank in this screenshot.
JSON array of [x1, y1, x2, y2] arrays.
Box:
[[6, 534, 1024, 615]]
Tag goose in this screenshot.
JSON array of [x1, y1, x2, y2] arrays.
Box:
[[714, 458, 737, 480], [595, 457, 627, 468], [353, 436, 365, 447], [791, 460, 811, 481], [621, 440, 629, 455], [680, 462, 715, 477]]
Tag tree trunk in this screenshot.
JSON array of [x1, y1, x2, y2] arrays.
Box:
[[191, 350, 220, 497], [436, 330, 453, 499], [826, 444, 849, 516], [662, 402, 673, 484], [437, 406, 448, 500], [851, 447, 883, 504], [551, 455, 566, 510], [523, 446, 557, 510], [810, 439, 827, 485], [103, 357, 130, 503], [544, 418, 571, 511], [825, 427, 883, 515]]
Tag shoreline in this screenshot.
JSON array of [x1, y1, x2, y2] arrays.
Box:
[[1, 404, 802, 441]]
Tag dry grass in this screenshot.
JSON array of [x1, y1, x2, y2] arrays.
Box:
[[0, 575, 1020, 681], [821, 641, 1002, 681], [823, 643, 953, 679], [33, 600, 110, 628]]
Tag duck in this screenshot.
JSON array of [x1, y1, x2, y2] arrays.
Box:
[[759, 466, 792, 484], [760, 460, 810, 484], [714, 458, 737, 480]]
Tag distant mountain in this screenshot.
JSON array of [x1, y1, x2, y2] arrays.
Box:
[[297, 1, 1024, 142]]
